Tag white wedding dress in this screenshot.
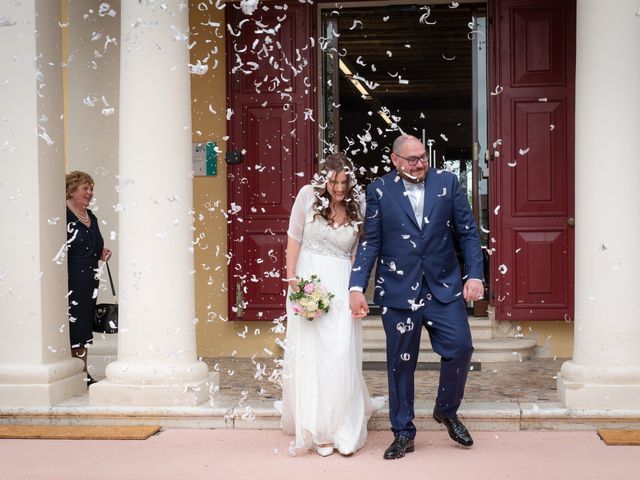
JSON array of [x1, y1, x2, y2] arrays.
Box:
[[276, 185, 383, 455]]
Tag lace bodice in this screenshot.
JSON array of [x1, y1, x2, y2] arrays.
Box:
[[288, 184, 362, 259], [301, 217, 358, 259]]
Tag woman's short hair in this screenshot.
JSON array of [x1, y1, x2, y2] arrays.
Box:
[[65, 171, 94, 198]]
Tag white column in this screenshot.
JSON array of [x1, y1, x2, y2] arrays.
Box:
[[90, 0, 217, 406], [558, 0, 640, 408], [0, 1, 85, 406]]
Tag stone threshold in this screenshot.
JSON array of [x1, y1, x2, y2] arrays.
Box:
[[2, 397, 640, 431]]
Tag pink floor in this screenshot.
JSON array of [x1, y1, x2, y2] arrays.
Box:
[[1, 429, 636, 480]]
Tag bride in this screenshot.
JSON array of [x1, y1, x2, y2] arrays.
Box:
[[277, 153, 383, 457]]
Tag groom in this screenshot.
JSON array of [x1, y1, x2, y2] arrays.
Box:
[[349, 134, 484, 460]]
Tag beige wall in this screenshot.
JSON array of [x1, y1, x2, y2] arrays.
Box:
[[513, 321, 573, 358], [189, 2, 284, 358]]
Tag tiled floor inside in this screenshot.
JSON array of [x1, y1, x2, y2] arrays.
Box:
[[204, 357, 564, 405]]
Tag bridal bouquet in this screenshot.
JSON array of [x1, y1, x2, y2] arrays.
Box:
[[288, 275, 334, 320]]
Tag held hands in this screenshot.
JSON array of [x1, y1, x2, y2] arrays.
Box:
[[100, 248, 112, 262], [463, 278, 484, 302], [349, 291, 369, 318]]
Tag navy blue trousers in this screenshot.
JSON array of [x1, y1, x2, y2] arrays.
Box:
[[382, 284, 473, 439]]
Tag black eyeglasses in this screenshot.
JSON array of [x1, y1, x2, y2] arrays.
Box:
[[394, 152, 429, 166]]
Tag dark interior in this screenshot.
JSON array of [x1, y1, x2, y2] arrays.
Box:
[[330, 3, 487, 177]]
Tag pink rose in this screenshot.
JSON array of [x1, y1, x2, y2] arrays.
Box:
[[293, 304, 303, 313], [304, 283, 315, 294]]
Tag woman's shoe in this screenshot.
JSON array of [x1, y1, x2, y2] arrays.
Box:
[[315, 444, 334, 457]]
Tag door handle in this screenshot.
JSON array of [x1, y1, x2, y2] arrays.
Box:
[[567, 217, 575, 226]]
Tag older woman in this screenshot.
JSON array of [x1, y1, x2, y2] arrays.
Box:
[[65, 171, 111, 385]]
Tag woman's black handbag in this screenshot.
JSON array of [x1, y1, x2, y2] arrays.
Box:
[[93, 261, 118, 334]]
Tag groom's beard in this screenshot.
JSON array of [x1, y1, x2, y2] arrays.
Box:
[[397, 164, 428, 183]]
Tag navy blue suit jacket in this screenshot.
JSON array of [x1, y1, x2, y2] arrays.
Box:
[[349, 169, 484, 308]]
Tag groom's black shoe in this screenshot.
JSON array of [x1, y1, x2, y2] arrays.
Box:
[[383, 435, 415, 460], [433, 409, 473, 447]]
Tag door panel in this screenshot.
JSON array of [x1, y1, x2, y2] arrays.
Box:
[[490, 0, 575, 321], [226, 2, 315, 321]]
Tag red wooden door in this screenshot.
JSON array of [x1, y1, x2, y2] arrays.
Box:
[[226, 2, 315, 321], [489, 0, 575, 321]]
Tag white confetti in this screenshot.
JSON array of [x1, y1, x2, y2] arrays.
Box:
[[0, 16, 17, 27], [189, 61, 209, 75], [494, 205, 501, 215], [240, 0, 259, 15], [98, 3, 117, 17], [400, 353, 411, 361], [498, 264, 508, 274], [490, 85, 504, 96], [519, 147, 530, 155]]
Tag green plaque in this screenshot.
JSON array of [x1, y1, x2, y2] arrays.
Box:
[[205, 142, 217, 176]]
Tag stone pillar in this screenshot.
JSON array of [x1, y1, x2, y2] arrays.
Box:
[[558, 0, 640, 408], [0, 1, 85, 406], [90, 0, 217, 406]]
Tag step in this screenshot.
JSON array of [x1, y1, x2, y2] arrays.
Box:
[[4, 398, 640, 432], [362, 316, 492, 341], [362, 337, 537, 363]]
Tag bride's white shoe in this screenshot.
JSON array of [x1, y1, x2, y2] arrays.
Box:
[[315, 444, 334, 457]]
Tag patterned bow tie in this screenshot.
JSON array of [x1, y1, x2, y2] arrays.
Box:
[[405, 182, 424, 191]]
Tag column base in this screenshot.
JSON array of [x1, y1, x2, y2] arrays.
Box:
[[87, 334, 117, 379], [0, 359, 86, 407], [89, 372, 220, 407], [558, 360, 640, 409]]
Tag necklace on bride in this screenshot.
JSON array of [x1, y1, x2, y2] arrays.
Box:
[[67, 201, 90, 224]]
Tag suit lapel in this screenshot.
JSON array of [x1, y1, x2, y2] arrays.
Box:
[[388, 170, 421, 229], [422, 168, 439, 223]]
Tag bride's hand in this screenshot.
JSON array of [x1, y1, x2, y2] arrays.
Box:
[[287, 277, 300, 292]]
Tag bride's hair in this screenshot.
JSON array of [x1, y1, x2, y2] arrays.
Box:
[[311, 153, 364, 235]]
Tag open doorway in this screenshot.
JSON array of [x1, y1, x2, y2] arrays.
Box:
[[319, 2, 490, 310]]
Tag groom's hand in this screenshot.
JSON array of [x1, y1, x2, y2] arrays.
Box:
[[463, 278, 484, 302], [349, 291, 370, 318]]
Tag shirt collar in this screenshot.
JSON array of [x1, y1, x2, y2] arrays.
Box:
[[401, 178, 425, 191]]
